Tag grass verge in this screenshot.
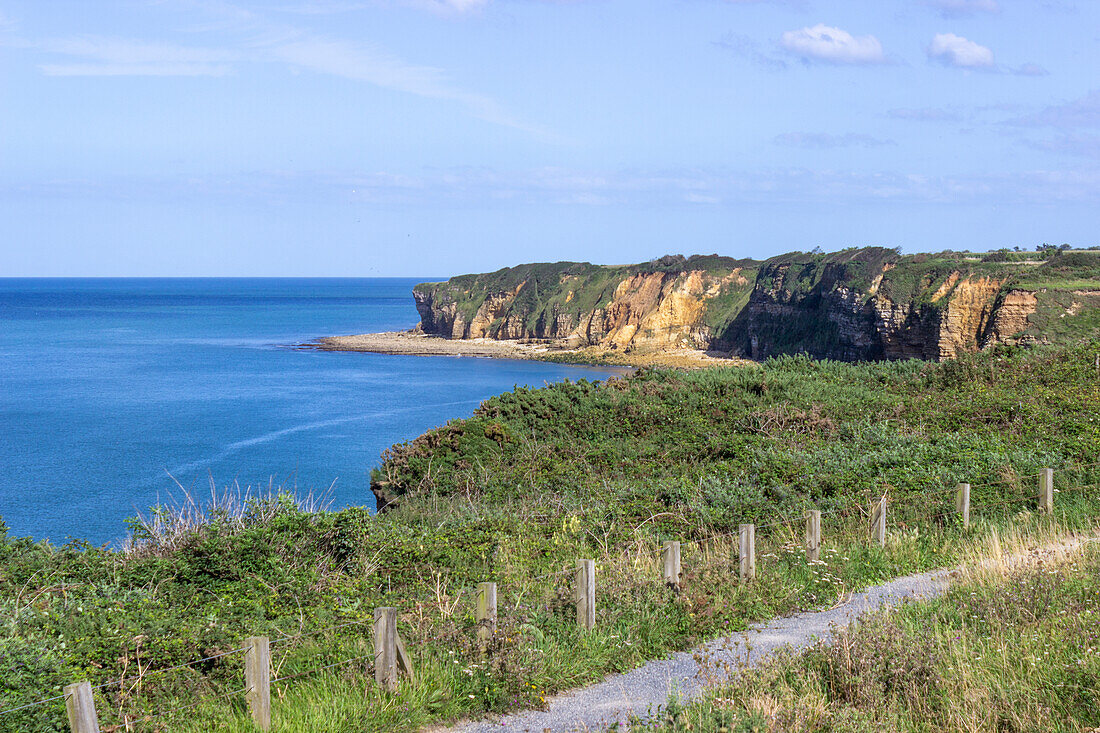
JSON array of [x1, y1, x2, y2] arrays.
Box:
[[631, 524, 1100, 733]]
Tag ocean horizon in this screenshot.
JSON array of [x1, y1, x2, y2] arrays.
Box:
[[0, 277, 624, 546]]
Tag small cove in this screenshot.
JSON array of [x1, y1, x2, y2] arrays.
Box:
[[0, 278, 625, 545]]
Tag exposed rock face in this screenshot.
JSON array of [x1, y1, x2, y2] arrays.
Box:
[[983, 290, 1040, 345], [415, 258, 754, 354], [411, 249, 1099, 362]]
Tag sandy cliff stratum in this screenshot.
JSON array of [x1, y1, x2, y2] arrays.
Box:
[[410, 248, 1100, 362]]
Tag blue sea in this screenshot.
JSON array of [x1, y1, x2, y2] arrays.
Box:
[[0, 278, 622, 546]]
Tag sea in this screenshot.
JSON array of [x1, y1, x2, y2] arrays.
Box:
[[0, 278, 623, 546]]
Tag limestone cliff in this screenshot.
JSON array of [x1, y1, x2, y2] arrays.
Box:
[[412, 249, 1100, 362]]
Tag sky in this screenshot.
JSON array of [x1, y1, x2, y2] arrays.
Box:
[[1, 0, 1098, 277]]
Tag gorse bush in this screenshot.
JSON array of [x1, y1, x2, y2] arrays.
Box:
[[375, 342, 1100, 525]]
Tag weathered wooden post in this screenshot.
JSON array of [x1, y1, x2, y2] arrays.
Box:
[[1039, 468, 1054, 514], [805, 510, 821, 563], [739, 524, 755, 581], [374, 607, 398, 692], [576, 559, 595, 631], [661, 541, 681, 588], [870, 499, 886, 547], [955, 482, 970, 528], [476, 581, 497, 653], [64, 682, 99, 733], [244, 636, 271, 731], [395, 630, 416, 684]]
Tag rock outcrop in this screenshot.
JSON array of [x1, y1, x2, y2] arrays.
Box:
[[411, 248, 1100, 362]]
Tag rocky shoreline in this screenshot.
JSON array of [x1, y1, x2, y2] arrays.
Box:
[[311, 331, 748, 369]]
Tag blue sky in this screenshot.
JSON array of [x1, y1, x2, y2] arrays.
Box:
[[1, 0, 1098, 276]]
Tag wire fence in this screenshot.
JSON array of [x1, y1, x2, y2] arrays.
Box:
[[4, 459, 1099, 731]]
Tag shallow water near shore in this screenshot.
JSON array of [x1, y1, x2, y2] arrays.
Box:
[[0, 278, 625, 545]]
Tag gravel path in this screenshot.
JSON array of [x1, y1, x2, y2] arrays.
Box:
[[446, 567, 954, 732]]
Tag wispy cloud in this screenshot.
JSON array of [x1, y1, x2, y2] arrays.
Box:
[[888, 107, 964, 122], [1012, 63, 1049, 77], [398, 0, 490, 13], [713, 32, 788, 71], [774, 132, 895, 148], [920, 0, 1000, 18], [1010, 89, 1100, 128], [1026, 133, 1100, 158], [10, 1, 548, 136], [928, 33, 994, 68], [780, 24, 887, 65], [34, 36, 238, 77], [13, 165, 1100, 206], [720, 0, 809, 6]]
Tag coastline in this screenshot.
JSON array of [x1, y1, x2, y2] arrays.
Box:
[[311, 331, 754, 369]]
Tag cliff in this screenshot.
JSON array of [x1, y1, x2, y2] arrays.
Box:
[[412, 248, 1100, 362]]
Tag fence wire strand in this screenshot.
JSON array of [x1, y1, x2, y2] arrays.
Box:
[[118, 685, 251, 728], [272, 654, 375, 684], [0, 692, 69, 716]]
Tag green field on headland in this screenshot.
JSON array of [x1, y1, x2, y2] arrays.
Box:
[[2, 342, 1099, 731]]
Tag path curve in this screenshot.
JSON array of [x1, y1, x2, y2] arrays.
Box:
[[448, 568, 953, 732], [446, 534, 1099, 732]]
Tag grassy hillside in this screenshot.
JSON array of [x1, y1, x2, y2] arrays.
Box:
[[374, 341, 1100, 513], [3, 343, 1100, 731]]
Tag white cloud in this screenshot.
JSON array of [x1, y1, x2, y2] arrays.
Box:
[[921, 0, 1000, 17], [780, 24, 886, 65], [928, 33, 994, 68]]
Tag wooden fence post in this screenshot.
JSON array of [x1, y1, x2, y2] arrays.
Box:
[[395, 631, 416, 684], [739, 524, 755, 582], [955, 482, 970, 528], [805, 510, 821, 563], [244, 636, 271, 731], [64, 682, 99, 733], [1039, 468, 1054, 514], [661, 541, 681, 588], [576, 559, 595, 631], [476, 582, 497, 652], [374, 607, 398, 692], [870, 499, 886, 548]]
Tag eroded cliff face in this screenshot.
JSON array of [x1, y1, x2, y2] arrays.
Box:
[[412, 249, 1098, 362], [415, 258, 755, 354]]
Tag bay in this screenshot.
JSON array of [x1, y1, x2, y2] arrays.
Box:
[[0, 278, 622, 545]]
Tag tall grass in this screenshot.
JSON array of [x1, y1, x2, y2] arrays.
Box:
[[632, 520, 1100, 733], [122, 475, 333, 557]]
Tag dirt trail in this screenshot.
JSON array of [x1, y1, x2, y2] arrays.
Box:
[[444, 535, 1097, 733]]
